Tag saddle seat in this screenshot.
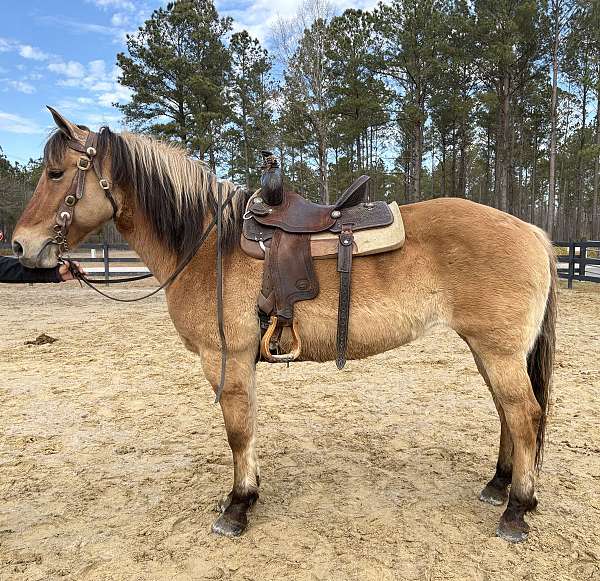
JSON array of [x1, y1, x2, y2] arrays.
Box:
[[246, 175, 371, 233], [241, 171, 405, 368]]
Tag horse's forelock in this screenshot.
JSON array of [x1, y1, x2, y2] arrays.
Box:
[[43, 130, 69, 168], [43, 124, 92, 168]]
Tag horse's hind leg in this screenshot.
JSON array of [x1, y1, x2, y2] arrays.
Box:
[[202, 351, 260, 537], [474, 350, 541, 543], [465, 342, 513, 505], [479, 398, 513, 506]]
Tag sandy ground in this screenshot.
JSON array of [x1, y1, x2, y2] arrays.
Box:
[[0, 282, 599, 581]]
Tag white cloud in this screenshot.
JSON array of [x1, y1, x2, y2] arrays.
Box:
[[98, 85, 132, 107], [18, 45, 50, 61], [0, 38, 12, 52], [7, 80, 35, 94], [86, 0, 136, 10], [0, 37, 52, 61], [39, 15, 128, 44], [47, 58, 132, 111], [111, 12, 130, 27], [0, 111, 43, 134], [48, 60, 86, 78]]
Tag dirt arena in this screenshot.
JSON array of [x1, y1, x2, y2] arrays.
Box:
[[1, 282, 599, 581]]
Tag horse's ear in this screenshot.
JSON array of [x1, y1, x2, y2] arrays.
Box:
[[47, 106, 87, 142]]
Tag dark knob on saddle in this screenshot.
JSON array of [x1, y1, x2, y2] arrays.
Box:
[[260, 150, 284, 207]]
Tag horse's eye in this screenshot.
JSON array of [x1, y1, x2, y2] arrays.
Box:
[[48, 170, 64, 181], [48, 169, 64, 180]]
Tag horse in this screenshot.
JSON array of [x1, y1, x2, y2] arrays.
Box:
[[12, 108, 557, 543]]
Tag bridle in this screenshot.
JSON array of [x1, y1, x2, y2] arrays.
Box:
[[52, 130, 118, 255], [53, 129, 237, 402]]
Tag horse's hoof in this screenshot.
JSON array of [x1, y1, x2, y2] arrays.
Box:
[[480, 485, 508, 506], [496, 516, 530, 543], [211, 513, 246, 538]]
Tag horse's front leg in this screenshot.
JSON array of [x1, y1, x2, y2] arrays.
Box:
[[202, 350, 259, 537]]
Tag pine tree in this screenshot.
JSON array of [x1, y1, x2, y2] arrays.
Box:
[[325, 9, 391, 196], [227, 31, 275, 189], [116, 0, 232, 164], [373, 0, 445, 202], [472, 0, 546, 212]]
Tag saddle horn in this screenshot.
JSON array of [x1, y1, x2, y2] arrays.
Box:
[[260, 151, 284, 206]]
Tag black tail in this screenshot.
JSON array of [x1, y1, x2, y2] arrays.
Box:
[[527, 250, 557, 470]]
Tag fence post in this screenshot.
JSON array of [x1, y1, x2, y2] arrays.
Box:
[[568, 241, 575, 289], [103, 241, 109, 286], [579, 241, 587, 280]]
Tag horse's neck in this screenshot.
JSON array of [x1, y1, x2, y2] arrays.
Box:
[[115, 202, 213, 286]]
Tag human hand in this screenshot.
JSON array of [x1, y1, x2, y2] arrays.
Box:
[[58, 260, 84, 281]]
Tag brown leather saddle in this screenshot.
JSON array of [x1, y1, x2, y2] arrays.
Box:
[[241, 152, 395, 368]]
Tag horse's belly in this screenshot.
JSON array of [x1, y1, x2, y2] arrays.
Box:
[[283, 296, 447, 363]]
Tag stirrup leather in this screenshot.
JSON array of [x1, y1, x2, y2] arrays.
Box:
[[260, 316, 302, 363]]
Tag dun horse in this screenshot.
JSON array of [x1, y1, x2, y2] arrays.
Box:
[[13, 109, 556, 543]]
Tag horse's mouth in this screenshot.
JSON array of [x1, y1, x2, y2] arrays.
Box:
[[19, 238, 59, 269]]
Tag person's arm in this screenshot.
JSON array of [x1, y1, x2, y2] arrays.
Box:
[[0, 256, 62, 284]]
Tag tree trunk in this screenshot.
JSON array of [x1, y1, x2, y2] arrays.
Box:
[[495, 74, 511, 212], [318, 136, 329, 204], [451, 125, 457, 197], [458, 122, 467, 198], [411, 86, 425, 201], [412, 119, 423, 201], [547, 0, 561, 237], [592, 84, 600, 239], [575, 83, 588, 239], [441, 133, 447, 197], [485, 124, 492, 206], [531, 136, 538, 224]]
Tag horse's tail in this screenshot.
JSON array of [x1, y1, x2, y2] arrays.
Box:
[[528, 229, 557, 471]]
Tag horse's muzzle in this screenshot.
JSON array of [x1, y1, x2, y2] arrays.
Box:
[[12, 235, 58, 269]]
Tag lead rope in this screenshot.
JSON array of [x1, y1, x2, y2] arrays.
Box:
[[66, 189, 237, 304], [214, 185, 228, 404]]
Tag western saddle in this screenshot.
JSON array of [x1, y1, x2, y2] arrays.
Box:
[[241, 152, 404, 369]]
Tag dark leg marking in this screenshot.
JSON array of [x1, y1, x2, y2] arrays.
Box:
[[212, 491, 259, 538], [496, 492, 538, 543], [480, 463, 512, 506]]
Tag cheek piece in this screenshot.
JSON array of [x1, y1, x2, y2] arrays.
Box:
[[52, 130, 118, 254]]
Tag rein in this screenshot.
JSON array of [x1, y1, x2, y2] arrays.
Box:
[[57, 130, 237, 402]]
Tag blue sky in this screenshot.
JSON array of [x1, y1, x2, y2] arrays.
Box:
[[0, 0, 376, 165]]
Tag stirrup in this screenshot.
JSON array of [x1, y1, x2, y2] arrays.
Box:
[[260, 316, 302, 363]]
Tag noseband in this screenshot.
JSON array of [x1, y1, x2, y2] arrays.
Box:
[[53, 130, 118, 254]]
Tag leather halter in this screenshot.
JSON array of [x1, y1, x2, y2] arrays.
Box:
[[52, 131, 118, 254]]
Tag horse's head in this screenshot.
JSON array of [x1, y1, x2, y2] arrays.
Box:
[[12, 108, 118, 268]]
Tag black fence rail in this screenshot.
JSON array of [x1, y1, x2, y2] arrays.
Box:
[[553, 241, 600, 288], [0, 241, 150, 285], [72, 242, 150, 284]]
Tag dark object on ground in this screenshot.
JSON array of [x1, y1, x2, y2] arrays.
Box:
[[24, 333, 58, 346]]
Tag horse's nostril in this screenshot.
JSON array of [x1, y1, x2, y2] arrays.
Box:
[[12, 240, 24, 257]]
